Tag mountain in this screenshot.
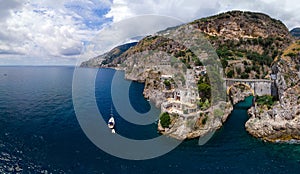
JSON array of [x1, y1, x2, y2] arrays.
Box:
[[290, 27, 300, 38], [192, 11, 294, 79], [80, 42, 137, 68], [89, 10, 293, 79]]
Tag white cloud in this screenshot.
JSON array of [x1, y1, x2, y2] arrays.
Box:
[[0, 0, 111, 65], [106, 0, 300, 28], [218, 0, 300, 29], [0, 0, 299, 65], [105, 0, 219, 22]]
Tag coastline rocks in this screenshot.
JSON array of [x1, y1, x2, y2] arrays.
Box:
[[124, 53, 234, 140], [245, 41, 300, 143], [245, 85, 300, 142], [158, 102, 233, 140]]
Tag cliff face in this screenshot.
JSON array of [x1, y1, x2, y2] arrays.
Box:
[[193, 11, 292, 42], [246, 41, 300, 142]]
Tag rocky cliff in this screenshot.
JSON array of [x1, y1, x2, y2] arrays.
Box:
[[93, 11, 294, 80], [109, 22, 230, 140], [80, 10, 298, 141], [246, 41, 300, 142], [191, 11, 293, 79]]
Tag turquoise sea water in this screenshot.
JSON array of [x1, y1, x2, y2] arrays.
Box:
[[0, 66, 299, 173]]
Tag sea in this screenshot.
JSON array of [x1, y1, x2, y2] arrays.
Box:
[[0, 66, 299, 173]]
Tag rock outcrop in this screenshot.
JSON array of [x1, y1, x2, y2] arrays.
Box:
[[157, 102, 233, 140], [245, 41, 300, 142]]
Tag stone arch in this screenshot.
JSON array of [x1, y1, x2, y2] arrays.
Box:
[[226, 82, 255, 96]]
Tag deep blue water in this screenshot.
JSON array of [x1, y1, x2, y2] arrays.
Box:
[[0, 66, 299, 173]]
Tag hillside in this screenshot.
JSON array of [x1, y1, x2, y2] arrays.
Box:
[[192, 11, 293, 79], [80, 42, 137, 68], [93, 11, 294, 79]]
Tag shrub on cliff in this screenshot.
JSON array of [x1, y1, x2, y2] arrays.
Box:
[[163, 80, 171, 87], [256, 95, 276, 108], [160, 112, 171, 128]]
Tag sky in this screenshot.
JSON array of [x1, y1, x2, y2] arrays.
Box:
[[0, 0, 299, 65]]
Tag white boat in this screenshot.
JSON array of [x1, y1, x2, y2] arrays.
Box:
[[108, 116, 115, 129], [107, 106, 115, 133]]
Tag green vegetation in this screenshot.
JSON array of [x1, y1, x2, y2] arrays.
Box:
[[160, 112, 171, 128], [197, 75, 211, 101], [226, 69, 234, 78], [221, 59, 228, 68], [163, 80, 171, 87], [216, 46, 233, 58], [212, 33, 284, 79], [206, 65, 227, 103], [245, 66, 252, 73], [202, 115, 208, 125], [252, 64, 260, 72], [241, 72, 249, 79], [198, 83, 211, 99], [285, 52, 297, 58], [256, 95, 276, 108], [246, 51, 273, 66], [198, 99, 210, 110]]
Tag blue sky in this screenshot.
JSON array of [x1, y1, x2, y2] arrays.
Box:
[[0, 0, 299, 65]]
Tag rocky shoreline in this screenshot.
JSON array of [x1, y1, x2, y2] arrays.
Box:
[[245, 42, 300, 143], [157, 102, 233, 140], [96, 57, 300, 143], [123, 66, 234, 140], [245, 85, 300, 142]]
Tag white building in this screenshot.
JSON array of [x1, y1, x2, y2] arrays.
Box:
[[160, 65, 200, 117]]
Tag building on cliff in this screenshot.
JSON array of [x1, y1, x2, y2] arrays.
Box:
[[161, 69, 200, 117], [161, 88, 199, 116]]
